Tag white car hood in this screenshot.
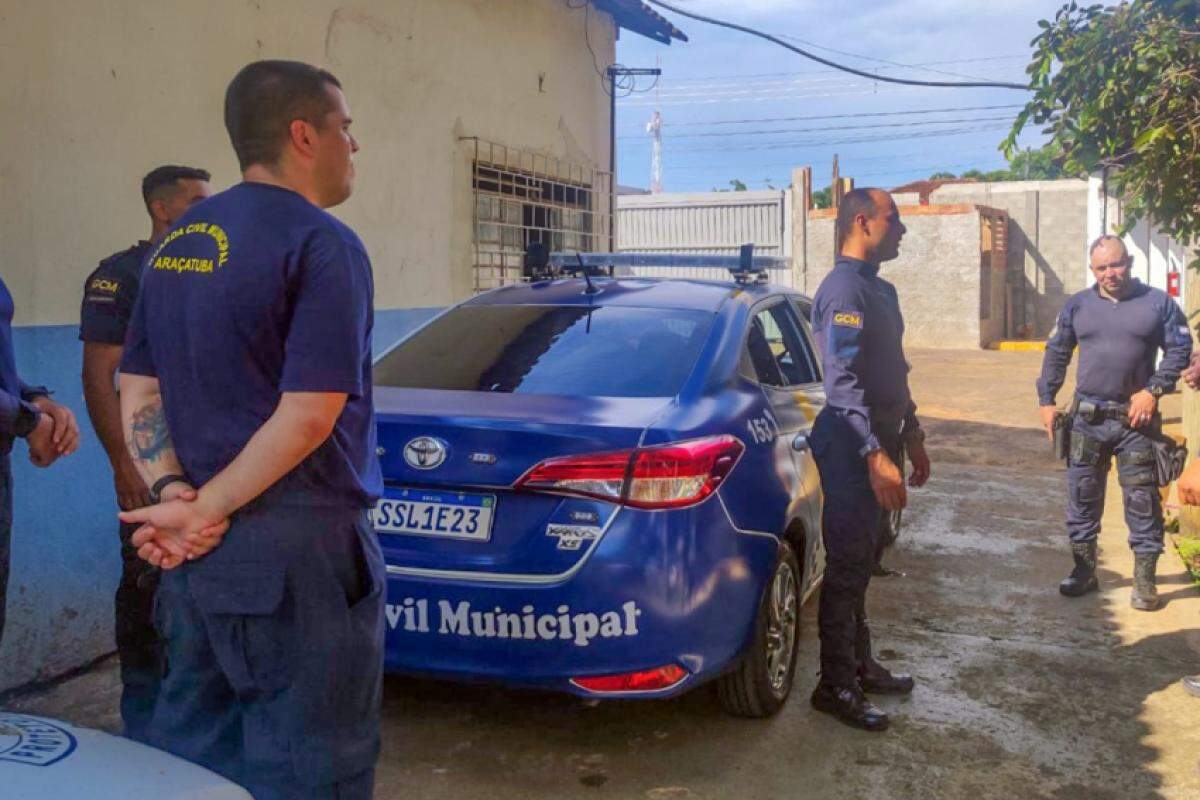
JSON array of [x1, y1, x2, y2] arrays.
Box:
[[1, 712, 251, 799]]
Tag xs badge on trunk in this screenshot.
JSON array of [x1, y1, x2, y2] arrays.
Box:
[[546, 523, 602, 550], [404, 437, 447, 470]]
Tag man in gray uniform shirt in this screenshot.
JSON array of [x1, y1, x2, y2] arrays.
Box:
[[1037, 235, 1191, 610]]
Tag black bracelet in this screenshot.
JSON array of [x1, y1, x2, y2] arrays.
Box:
[[149, 474, 190, 504]]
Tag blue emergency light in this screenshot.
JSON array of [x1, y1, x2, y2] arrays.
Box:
[[542, 244, 787, 285]]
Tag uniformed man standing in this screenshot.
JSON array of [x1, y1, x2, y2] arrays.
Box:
[[0, 281, 80, 646], [809, 188, 931, 731], [117, 61, 384, 799], [1037, 235, 1191, 610], [79, 164, 210, 741]]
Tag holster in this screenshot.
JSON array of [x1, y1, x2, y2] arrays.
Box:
[[1052, 410, 1071, 461], [1150, 433, 1188, 487]]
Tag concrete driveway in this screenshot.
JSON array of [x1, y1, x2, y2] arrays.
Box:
[[9, 349, 1200, 799]]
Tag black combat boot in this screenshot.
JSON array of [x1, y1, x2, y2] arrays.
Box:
[[811, 683, 890, 731], [1059, 541, 1098, 597], [1130, 553, 1161, 611]]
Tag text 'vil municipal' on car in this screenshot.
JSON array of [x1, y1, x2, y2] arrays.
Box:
[[371, 248, 826, 717]]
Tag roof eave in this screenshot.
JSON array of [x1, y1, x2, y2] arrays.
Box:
[[593, 0, 688, 44]]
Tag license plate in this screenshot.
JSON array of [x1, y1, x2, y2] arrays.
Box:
[[372, 488, 495, 542]]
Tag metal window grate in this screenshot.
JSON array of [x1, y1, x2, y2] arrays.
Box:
[[464, 137, 613, 292]]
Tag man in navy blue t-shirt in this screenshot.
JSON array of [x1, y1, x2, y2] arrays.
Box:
[[79, 163, 211, 743], [118, 61, 384, 799]]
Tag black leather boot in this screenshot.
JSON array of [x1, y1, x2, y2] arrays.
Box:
[[1130, 553, 1161, 611], [859, 656, 915, 696], [811, 683, 890, 731], [1059, 541, 1098, 597]]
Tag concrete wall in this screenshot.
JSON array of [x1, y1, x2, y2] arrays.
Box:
[[0, 0, 615, 692], [931, 180, 1089, 338], [802, 208, 985, 350]]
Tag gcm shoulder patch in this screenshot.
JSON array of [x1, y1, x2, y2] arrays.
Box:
[[832, 310, 864, 329]]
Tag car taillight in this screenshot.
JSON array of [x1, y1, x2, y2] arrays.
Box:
[[570, 664, 689, 693], [515, 435, 744, 510]]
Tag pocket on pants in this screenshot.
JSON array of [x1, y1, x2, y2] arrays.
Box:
[[1069, 474, 1101, 507], [1069, 431, 1104, 467], [1117, 447, 1156, 488], [1126, 485, 1158, 518], [190, 564, 291, 695], [290, 520, 384, 787]]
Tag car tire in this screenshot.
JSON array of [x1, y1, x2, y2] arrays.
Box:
[[716, 539, 801, 718]]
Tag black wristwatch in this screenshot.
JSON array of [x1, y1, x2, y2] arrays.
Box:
[[1147, 385, 1166, 399], [149, 474, 190, 504], [13, 402, 41, 439]]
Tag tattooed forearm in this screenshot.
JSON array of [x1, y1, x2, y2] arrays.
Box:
[[127, 401, 174, 463]]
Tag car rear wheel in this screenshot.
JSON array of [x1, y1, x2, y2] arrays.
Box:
[[716, 539, 800, 718]]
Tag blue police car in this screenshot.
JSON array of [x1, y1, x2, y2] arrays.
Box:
[[371, 252, 825, 716]]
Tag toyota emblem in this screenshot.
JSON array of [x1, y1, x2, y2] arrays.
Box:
[[404, 437, 447, 470]]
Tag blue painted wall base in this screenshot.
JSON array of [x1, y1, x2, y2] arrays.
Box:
[[0, 306, 440, 693]]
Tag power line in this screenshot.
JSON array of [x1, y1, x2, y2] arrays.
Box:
[[617, 114, 1016, 141], [636, 145, 1009, 172], [635, 123, 1014, 154], [621, 84, 939, 108], [663, 158, 1010, 190], [643, 0, 1029, 90], [660, 55, 1029, 84], [617, 104, 1025, 130], [775, 34, 999, 83]]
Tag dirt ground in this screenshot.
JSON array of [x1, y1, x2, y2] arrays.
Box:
[[9, 348, 1200, 799]]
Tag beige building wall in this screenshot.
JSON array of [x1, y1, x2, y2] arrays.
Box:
[[0, 0, 616, 325]]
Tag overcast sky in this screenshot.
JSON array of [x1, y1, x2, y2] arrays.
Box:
[[613, 0, 1064, 193]]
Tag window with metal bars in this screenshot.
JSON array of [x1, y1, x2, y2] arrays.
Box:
[[465, 138, 612, 291]]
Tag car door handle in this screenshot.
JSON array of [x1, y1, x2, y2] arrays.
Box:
[[791, 434, 809, 452]]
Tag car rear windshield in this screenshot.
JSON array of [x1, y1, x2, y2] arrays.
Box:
[[374, 305, 714, 398]]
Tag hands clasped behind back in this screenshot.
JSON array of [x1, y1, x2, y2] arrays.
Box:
[[119, 486, 229, 570]]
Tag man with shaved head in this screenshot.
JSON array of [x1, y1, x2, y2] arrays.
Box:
[[1037, 235, 1191, 610], [808, 188, 931, 731]]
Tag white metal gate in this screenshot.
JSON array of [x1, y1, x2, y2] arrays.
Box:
[[616, 189, 793, 287]]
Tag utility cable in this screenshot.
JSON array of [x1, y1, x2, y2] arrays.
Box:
[[643, 0, 1029, 90], [662, 55, 1028, 84], [776, 33, 998, 83], [617, 104, 1025, 130], [617, 114, 1016, 141]]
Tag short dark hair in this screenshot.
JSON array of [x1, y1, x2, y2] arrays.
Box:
[[224, 60, 343, 171], [141, 165, 211, 211], [1089, 234, 1129, 258], [836, 188, 884, 247]]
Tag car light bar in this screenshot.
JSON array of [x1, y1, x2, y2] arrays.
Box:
[[570, 664, 689, 693], [545, 244, 787, 285], [514, 435, 744, 510]]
